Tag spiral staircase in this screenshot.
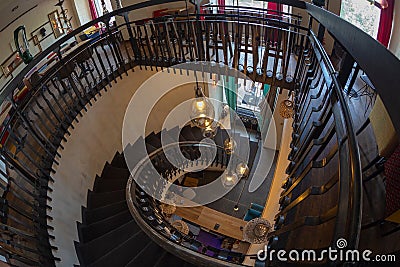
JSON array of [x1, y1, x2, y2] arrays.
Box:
[[74, 124, 259, 266]]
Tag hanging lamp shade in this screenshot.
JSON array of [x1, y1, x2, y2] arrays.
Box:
[[202, 123, 218, 138], [279, 99, 294, 119], [224, 138, 236, 155], [243, 218, 271, 244], [221, 170, 238, 188], [190, 96, 215, 129], [236, 162, 249, 178]]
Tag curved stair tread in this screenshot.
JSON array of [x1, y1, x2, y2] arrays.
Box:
[[87, 189, 126, 209], [180, 125, 197, 141], [76, 125, 260, 267], [100, 164, 130, 180], [83, 200, 127, 225], [125, 241, 164, 267], [145, 132, 162, 149], [87, 231, 150, 267], [93, 178, 128, 193], [76, 220, 140, 265], [111, 152, 128, 169], [78, 210, 132, 243]]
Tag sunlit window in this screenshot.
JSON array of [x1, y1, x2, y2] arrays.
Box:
[[94, 0, 115, 23], [225, 0, 265, 8], [215, 0, 289, 14], [340, 0, 381, 38]]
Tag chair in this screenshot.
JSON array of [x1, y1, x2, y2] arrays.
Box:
[[217, 250, 229, 260], [243, 208, 262, 222], [189, 240, 202, 251], [170, 230, 183, 243], [243, 203, 264, 221], [79, 34, 88, 42], [250, 203, 264, 213]]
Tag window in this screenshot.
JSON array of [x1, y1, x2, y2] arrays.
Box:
[[213, 0, 289, 14], [225, 0, 265, 8], [94, 0, 113, 16], [340, 0, 381, 38], [94, 0, 115, 23]]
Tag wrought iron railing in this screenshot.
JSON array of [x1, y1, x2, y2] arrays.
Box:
[[0, 0, 398, 266], [268, 29, 362, 264], [126, 141, 252, 267]]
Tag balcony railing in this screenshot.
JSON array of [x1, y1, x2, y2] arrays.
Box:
[[0, 0, 399, 266]]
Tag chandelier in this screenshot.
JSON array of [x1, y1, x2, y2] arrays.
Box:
[[160, 203, 176, 215], [279, 99, 294, 119], [243, 218, 271, 244], [171, 220, 190, 235]]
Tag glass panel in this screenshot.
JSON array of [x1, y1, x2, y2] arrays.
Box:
[[340, 0, 381, 38], [225, 0, 265, 8]]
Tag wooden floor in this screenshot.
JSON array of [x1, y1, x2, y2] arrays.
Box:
[[174, 204, 247, 240], [347, 74, 400, 255]]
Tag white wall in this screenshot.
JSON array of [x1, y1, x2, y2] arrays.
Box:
[[71, 0, 92, 25], [0, 0, 79, 88], [49, 67, 210, 266], [50, 68, 155, 266], [266, 89, 289, 150]]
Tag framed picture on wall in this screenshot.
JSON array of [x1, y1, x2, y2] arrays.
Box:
[[1, 52, 23, 77], [48, 10, 64, 38]]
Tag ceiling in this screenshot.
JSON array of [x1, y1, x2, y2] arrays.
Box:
[[0, 0, 43, 32]]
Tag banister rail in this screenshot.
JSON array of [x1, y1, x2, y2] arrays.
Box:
[[128, 183, 251, 267], [308, 30, 362, 250], [0, 0, 185, 103], [126, 141, 251, 267], [305, 2, 400, 133], [265, 24, 362, 265]]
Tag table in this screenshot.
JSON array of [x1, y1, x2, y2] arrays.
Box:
[[174, 205, 247, 240], [23, 39, 91, 89]]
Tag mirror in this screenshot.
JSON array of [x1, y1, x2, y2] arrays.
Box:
[[48, 10, 64, 38]]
